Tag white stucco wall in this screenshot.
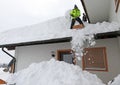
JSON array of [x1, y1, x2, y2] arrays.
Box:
[[15, 38, 120, 83], [76, 38, 120, 83], [109, 0, 120, 23], [15, 42, 71, 71], [90, 38, 120, 83], [75, 38, 120, 83]]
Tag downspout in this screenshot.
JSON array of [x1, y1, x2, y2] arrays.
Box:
[[2, 47, 16, 73]]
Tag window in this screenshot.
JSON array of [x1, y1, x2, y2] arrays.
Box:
[[57, 49, 76, 64], [82, 47, 108, 71]]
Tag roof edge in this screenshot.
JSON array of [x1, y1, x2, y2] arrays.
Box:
[[0, 37, 72, 49], [0, 31, 120, 49], [95, 31, 120, 39]]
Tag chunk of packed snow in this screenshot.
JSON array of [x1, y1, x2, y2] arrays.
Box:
[[108, 74, 120, 85], [7, 59, 105, 85]]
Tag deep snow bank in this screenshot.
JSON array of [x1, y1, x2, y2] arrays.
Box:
[[7, 59, 105, 85]]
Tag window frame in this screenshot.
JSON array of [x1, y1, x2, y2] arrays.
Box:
[[82, 47, 108, 71], [56, 49, 76, 64]]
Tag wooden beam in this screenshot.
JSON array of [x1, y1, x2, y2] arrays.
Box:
[[72, 24, 84, 29], [6, 46, 15, 50], [115, 0, 120, 12], [95, 31, 119, 39], [80, 0, 91, 23]]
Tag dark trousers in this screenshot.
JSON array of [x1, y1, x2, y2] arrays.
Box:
[[70, 17, 83, 29]]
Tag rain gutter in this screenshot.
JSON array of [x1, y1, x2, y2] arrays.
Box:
[[2, 47, 16, 73]]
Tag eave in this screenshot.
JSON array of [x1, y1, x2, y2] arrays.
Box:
[[95, 31, 120, 39], [0, 31, 120, 50], [0, 37, 72, 50]]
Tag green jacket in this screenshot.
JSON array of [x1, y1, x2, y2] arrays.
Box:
[[70, 8, 81, 19]]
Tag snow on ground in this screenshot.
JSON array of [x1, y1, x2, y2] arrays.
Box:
[[7, 59, 105, 85], [108, 74, 120, 85], [0, 68, 12, 81]]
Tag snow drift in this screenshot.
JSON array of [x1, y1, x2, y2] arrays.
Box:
[[7, 59, 105, 85]]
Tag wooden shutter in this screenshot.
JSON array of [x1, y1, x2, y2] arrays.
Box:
[[82, 47, 108, 71]]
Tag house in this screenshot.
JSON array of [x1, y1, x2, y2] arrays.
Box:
[[0, 0, 120, 84]]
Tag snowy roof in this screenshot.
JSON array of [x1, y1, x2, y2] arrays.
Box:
[[0, 16, 120, 48], [0, 16, 72, 47]]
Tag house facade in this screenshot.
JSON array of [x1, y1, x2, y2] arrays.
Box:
[[12, 36, 120, 83], [0, 0, 120, 84]]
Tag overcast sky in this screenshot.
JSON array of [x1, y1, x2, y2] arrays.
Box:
[[0, 0, 84, 32]]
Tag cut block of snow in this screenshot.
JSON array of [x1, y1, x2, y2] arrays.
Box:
[[7, 59, 105, 85]]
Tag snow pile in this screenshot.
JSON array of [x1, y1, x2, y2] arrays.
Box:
[[0, 68, 12, 81], [7, 59, 105, 85], [108, 74, 120, 85], [82, 21, 120, 34]]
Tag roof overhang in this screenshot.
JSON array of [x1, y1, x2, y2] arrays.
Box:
[[0, 31, 120, 50], [83, 0, 110, 23], [95, 31, 120, 39], [0, 37, 72, 50]]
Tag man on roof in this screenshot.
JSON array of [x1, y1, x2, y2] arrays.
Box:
[[70, 5, 84, 29]]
